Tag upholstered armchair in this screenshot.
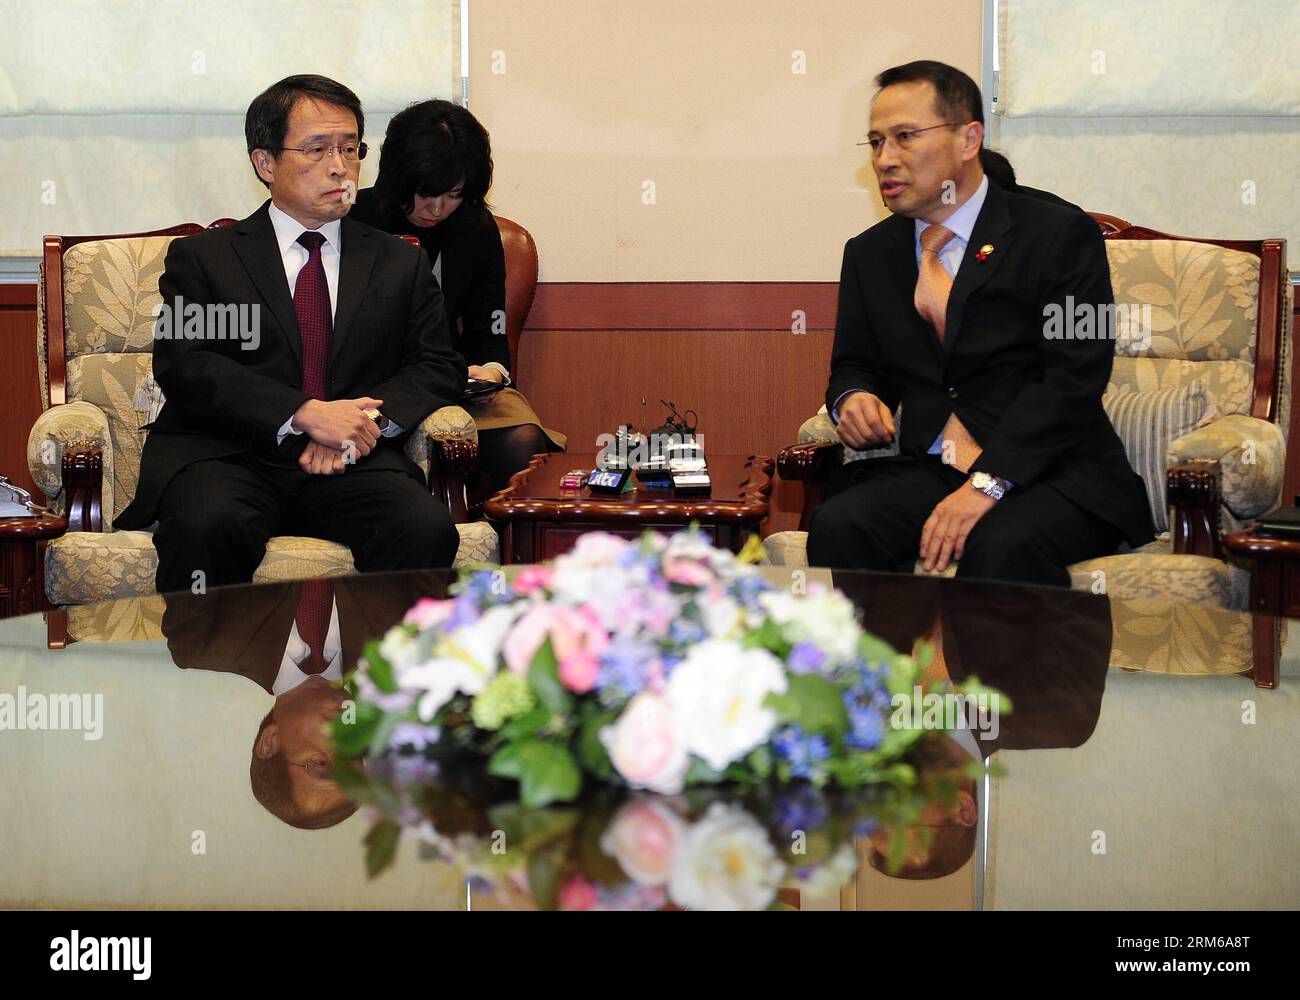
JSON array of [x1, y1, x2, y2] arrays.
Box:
[[767, 218, 1293, 679], [27, 220, 507, 647]]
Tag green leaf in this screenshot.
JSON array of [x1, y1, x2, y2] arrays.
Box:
[[487, 740, 525, 779], [330, 699, 384, 758], [329, 759, 377, 805], [527, 843, 566, 911], [527, 638, 574, 715], [499, 704, 551, 743], [517, 739, 582, 808], [364, 819, 401, 879], [742, 618, 791, 658], [764, 673, 849, 741], [362, 638, 398, 694], [746, 745, 773, 779], [685, 755, 727, 784], [577, 708, 617, 780]]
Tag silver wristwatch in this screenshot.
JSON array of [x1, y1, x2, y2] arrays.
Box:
[[970, 471, 1007, 501]]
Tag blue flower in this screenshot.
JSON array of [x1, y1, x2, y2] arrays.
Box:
[[669, 616, 708, 646], [774, 785, 830, 836], [773, 725, 831, 779], [597, 636, 659, 701], [787, 641, 829, 676], [444, 592, 483, 631], [842, 687, 888, 750]]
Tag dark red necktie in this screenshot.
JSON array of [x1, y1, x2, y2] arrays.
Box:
[[293, 231, 332, 400], [294, 580, 335, 674]]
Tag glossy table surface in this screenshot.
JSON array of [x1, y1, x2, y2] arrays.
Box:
[[1, 566, 1296, 910]]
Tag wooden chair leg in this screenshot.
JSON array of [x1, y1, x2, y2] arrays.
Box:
[[46, 606, 69, 650], [1251, 612, 1279, 689]]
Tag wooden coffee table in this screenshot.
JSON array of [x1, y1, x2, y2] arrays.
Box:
[[485, 453, 774, 564], [0, 510, 67, 619], [1221, 526, 1300, 689]]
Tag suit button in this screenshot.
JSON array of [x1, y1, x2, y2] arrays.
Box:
[[947, 387, 959, 399]]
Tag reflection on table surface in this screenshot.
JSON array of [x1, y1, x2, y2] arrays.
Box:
[[1, 567, 1296, 909]]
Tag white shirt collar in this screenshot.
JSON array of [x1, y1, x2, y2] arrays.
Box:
[[916, 173, 989, 249], [268, 201, 342, 257]]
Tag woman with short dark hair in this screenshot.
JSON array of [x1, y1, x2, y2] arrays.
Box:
[[350, 100, 565, 499]]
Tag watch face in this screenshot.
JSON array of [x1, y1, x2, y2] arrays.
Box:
[[971, 472, 992, 489]]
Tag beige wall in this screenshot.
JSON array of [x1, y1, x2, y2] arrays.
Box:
[[470, 1, 984, 281]]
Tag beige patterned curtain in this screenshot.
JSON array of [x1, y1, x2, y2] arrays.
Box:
[[0, 0, 460, 255]]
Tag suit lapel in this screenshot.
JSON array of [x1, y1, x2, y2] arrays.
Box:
[[884, 214, 944, 370], [232, 203, 302, 367], [944, 182, 1015, 352], [332, 218, 380, 366]]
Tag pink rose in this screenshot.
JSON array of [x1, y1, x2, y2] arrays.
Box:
[[600, 693, 689, 795], [663, 557, 715, 587], [502, 605, 558, 676], [513, 566, 555, 595], [557, 876, 599, 911], [601, 799, 685, 887], [403, 597, 454, 630], [549, 606, 609, 688]]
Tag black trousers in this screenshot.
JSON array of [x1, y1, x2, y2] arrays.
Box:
[[151, 453, 459, 594], [805, 455, 1125, 588]]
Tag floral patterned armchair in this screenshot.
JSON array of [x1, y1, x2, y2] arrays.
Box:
[[27, 221, 499, 647], [766, 217, 1293, 686]]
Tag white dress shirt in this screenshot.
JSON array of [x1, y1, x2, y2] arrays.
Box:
[[271, 596, 343, 695], [268, 203, 403, 445]]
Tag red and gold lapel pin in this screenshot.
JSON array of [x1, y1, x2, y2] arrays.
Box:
[[975, 243, 994, 262]]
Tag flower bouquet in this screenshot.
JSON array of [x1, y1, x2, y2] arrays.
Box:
[[332, 529, 1001, 810]]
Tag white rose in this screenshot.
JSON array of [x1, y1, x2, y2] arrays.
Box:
[[441, 604, 522, 674], [668, 802, 785, 911], [666, 639, 787, 772], [600, 693, 690, 795], [759, 587, 860, 664], [700, 595, 744, 639], [402, 656, 492, 722]]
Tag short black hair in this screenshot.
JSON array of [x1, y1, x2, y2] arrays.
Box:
[[874, 60, 985, 128], [373, 99, 493, 216], [980, 147, 1017, 188], [245, 75, 365, 189]]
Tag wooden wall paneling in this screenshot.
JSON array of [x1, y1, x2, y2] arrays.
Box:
[[0, 284, 41, 496]]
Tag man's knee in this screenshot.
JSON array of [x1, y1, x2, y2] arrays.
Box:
[[808, 493, 898, 570], [154, 508, 269, 588], [958, 520, 1068, 587], [363, 491, 459, 570]]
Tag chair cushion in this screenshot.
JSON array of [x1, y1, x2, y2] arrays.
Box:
[[762, 532, 1248, 610], [1103, 381, 1210, 533], [46, 523, 501, 605], [1068, 537, 1249, 608]]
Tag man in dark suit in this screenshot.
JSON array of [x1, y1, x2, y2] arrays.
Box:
[[117, 75, 466, 592], [807, 61, 1152, 586]]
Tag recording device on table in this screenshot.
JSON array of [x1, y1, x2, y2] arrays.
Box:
[[1252, 497, 1300, 538], [587, 399, 710, 495]]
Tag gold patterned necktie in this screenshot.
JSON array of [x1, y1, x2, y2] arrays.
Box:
[[915, 224, 956, 339], [915, 223, 982, 473]]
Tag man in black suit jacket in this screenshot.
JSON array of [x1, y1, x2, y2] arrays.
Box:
[[807, 61, 1152, 586], [117, 76, 467, 592]]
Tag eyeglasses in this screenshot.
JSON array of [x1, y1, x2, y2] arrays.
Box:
[[859, 123, 959, 156], [292, 751, 335, 777], [273, 141, 368, 163]]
